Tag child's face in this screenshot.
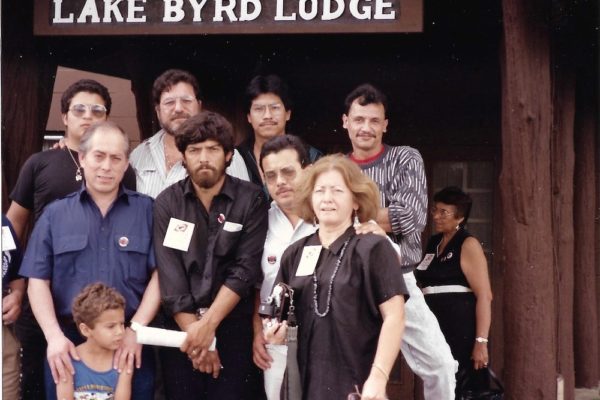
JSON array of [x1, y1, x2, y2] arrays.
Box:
[[85, 308, 126, 350]]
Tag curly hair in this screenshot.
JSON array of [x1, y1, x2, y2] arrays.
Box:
[[152, 69, 201, 105], [72, 283, 126, 330]]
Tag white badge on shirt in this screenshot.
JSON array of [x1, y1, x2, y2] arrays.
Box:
[[2, 226, 17, 252], [416, 253, 435, 271], [163, 218, 195, 252], [296, 245, 322, 276]]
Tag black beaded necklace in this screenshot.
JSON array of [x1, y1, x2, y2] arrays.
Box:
[[312, 237, 351, 318]]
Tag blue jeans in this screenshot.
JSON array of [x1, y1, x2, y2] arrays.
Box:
[[44, 322, 155, 400]]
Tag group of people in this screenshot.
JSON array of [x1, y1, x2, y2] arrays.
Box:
[[2, 69, 493, 400]]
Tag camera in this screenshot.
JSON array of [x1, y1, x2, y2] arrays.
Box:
[[259, 283, 294, 322]]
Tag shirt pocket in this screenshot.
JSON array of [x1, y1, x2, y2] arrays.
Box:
[[52, 234, 88, 278], [115, 235, 151, 284], [213, 230, 242, 257]]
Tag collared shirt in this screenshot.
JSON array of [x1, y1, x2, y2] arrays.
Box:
[[10, 148, 137, 223], [153, 175, 268, 317], [276, 226, 408, 399], [260, 202, 317, 302], [130, 129, 250, 199], [19, 187, 156, 319], [351, 144, 428, 271], [237, 135, 323, 187]]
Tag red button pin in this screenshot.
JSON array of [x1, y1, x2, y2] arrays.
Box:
[[118, 236, 129, 247]]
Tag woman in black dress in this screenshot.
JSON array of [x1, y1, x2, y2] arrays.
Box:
[[274, 155, 408, 400], [415, 186, 493, 389]]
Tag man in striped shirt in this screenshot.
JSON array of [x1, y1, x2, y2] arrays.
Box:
[[130, 69, 249, 198], [343, 83, 458, 400]]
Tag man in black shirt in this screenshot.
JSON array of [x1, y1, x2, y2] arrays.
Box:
[[6, 79, 136, 400], [237, 74, 322, 186], [153, 111, 268, 399]]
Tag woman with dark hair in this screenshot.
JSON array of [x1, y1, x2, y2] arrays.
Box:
[[414, 186, 493, 391]]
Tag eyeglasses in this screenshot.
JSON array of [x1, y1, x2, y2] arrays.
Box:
[[250, 103, 285, 116], [263, 166, 298, 185], [430, 206, 455, 218], [69, 104, 107, 118], [160, 95, 197, 109]]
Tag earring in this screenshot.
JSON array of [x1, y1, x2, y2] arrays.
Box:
[[456, 224, 460, 231], [353, 209, 360, 226]]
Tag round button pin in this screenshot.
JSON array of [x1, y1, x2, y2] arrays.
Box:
[[118, 237, 129, 247]]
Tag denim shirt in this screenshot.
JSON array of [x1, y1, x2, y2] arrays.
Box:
[[20, 186, 155, 319]]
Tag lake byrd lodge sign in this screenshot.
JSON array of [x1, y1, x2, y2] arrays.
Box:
[[34, 0, 423, 35]]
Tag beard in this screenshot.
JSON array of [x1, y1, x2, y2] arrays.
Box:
[[161, 112, 192, 135], [191, 163, 226, 189]]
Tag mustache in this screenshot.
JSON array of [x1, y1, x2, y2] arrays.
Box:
[[170, 112, 191, 120], [357, 131, 376, 137], [195, 163, 216, 171]]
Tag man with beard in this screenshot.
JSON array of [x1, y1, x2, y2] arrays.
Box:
[[130, 69, 248, 199], [343, 83, 458, 400], [153, 111, 268, 399]]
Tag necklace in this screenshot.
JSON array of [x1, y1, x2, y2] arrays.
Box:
[[312, 237, 351, 317], [65, 148, 82, 181], [164, 141, 181, 171]]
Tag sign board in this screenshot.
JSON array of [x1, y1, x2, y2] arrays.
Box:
[[34, 0, 422, 35]]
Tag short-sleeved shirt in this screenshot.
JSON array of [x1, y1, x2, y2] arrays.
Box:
[[260, 202, 316, 302], [19, 186, 155, 319], [276, 227, 408, 399], [130, 129, 250, 199], [10, 148, 137, 223], [153, 175, 268, 318], [72, 359, 118, 400], [2, 215, 22, 295]]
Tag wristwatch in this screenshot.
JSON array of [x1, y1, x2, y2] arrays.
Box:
[[475, 336, 489, 344]]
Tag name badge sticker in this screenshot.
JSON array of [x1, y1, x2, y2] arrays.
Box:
[[416, 253, 435, 271], [296, 245, 322, 276], [163, 218, 195, 252], [1, 226, 17, 252]]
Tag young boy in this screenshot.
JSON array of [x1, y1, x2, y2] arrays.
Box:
[[57, 283, 132, 400]]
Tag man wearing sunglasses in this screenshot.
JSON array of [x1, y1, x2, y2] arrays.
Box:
[[6, 79, 137, 400], [130, 69, 249, 199], [237, 75, 322, 188]]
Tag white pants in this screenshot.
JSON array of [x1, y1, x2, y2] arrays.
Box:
[[401, 271, 458, 400]]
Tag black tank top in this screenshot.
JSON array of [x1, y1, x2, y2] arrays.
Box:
[[415, 227, 472, 288]]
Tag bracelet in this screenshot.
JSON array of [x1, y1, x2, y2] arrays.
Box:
[[475, 336, 489, 344], [372, 363, 389, 381]]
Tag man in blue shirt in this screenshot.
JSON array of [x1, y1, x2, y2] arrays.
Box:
[[20, 121, 160, 400]]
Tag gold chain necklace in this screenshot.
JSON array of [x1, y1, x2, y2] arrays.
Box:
[[65, 147, 82, 181]]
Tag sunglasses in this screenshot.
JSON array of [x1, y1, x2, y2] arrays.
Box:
[[69, 103, 108, 118]]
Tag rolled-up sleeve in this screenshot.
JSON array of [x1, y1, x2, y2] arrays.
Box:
[[223, 192, 268, 298], [153, 197, 196, 315]]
